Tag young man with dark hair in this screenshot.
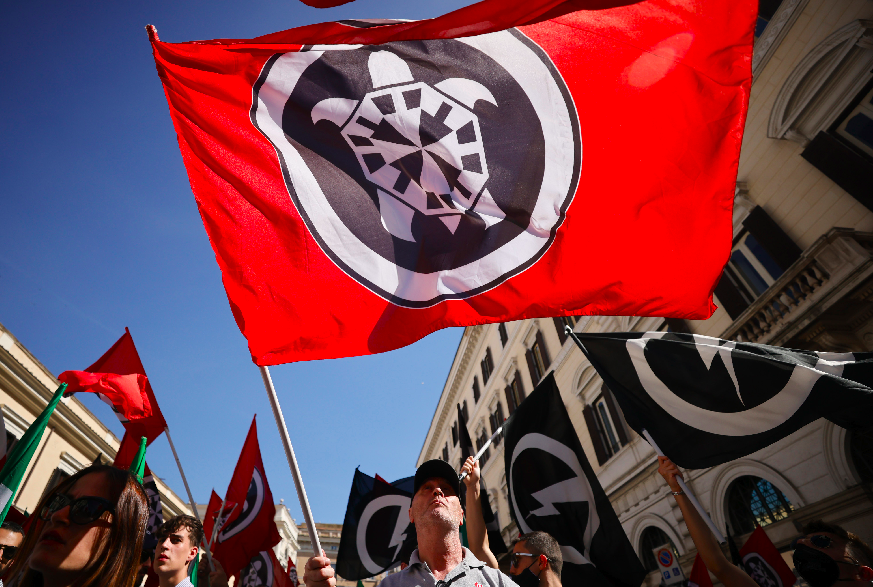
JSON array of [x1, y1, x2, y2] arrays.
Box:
[[0, 520, 24, 585], [509, 532, 563, 587], [154, 515, 203, 587], [658, 457, 873, 587]]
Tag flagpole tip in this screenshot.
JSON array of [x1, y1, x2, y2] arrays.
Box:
[[146, 25, 159, 42]]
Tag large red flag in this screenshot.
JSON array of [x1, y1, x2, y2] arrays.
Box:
[[151, 0, 753, 365], [212, 417, 281, 578], [57, 330, 166, 467], [740, 526, 797, 587]]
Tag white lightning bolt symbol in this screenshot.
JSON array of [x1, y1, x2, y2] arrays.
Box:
[[526, 476, 590, 518]]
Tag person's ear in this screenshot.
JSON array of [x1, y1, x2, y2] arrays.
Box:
[[539, 555, 549, 572], [408, 507, 414, 525], [189, 545, 199, 563], [856, 566, 873, 581]]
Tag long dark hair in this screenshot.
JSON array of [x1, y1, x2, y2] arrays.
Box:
[[5, 464, 149, 587]]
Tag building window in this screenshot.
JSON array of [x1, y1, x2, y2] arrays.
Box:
[[834, 83, 873, 159], [504, 372, 525, 414], [452, 421, 459, 446], [639, 527, 679, 573], [755, 0, 784, 38], [476, 429, 491, 468], [498, 323, 509, 347], [727, 476, 794, 535], [582, 385, 630, 466], [462, 401, 469, 422], [489, 403, 505, 446], [481, 347, 494, 384], [442, 444, 449, 462], [4, 431, 18, 459], [526, 331, 551, 385], [714, 206, 801, 319], [473, 377, 481, 403], [849, 427, 873, 482]]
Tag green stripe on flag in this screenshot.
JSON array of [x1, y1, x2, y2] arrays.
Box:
[[0, 383, 66, 525]]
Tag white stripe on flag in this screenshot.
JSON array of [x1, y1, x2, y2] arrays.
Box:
[[0, 484, 14, 513]]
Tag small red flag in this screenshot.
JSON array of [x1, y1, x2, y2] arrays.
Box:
[[212, 417, 281, 578], [59, 371, 151, 420], [740, 526, 797, 587], [61, 329, 166, 468], [688, 554, 713, 587], [151, 0, 753, 365], [202, 490, 222, 545]]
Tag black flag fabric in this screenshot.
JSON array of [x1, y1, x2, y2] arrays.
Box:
[[142, 465, 164, 549], [457, 404, 508, 555], [504, 373, 646, 587], [574, 332, 873, 469], [336, 470, 417, 580]]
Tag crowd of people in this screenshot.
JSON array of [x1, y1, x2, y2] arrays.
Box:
[[0, 456, 868, 587]]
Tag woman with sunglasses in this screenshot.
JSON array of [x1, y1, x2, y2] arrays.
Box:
[[4, 464, 149, 587], [657, 457, 873, 587]]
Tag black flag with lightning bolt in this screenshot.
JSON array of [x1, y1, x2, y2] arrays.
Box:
[[504, 373, 645, 587]]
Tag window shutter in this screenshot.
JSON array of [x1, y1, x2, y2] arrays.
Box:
[[742, 206, 802, 273], [496, 402, 504, 423], [714, 269, 751, 319], [481, 358, 489, 384], [582, 404, 609, 466], [473, 377, 480, 403], [462, 401, 469, 422], [452, 422, 458, 446], [602, 385, 629, 445], [663, 318, 691, 333], [553, 318, 568, 344], [505, 385, 516, 414], [486, 347, 494, 371], [526, 348, 538, 385], [535, 330, 551, 367], [515, 370, 526, 401], [499, 323, 509, 346], [802, 132, 873, 212]]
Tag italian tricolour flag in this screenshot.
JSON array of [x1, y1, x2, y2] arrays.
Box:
[[0, 383, 66, 525]]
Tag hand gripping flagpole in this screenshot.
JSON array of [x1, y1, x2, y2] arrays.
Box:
[[164, 426, 216, 569], [259, 366, 323, 556], [563, 326, 726, 544], [458, 423, 506, 482]]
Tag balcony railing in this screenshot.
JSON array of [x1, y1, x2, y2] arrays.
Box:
[[723, 229, 873, 345]]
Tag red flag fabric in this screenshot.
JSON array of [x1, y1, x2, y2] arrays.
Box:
[[58, 371, 151, 420], [66, 330, 166, 468], [688, 554, 713, 587], [287, 557, 300, 587], [202, 490, 223, 546], [212, 417, 281, 578], [151, 0, 753, 365], [740, 526, 797, 587]]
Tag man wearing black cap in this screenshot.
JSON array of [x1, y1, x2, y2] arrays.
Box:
[[304, 459, 518, 587]]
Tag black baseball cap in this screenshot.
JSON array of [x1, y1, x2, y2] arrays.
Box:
[[414, 459, 461, 498]]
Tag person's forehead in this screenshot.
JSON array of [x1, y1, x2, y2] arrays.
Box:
[[69, 472, 111, 499], [513, 541, 532, 554], [0, 529, 21, 545], [418, 476, 454, 491]]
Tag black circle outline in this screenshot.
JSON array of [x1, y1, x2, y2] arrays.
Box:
[[250, 28, 581, 308]]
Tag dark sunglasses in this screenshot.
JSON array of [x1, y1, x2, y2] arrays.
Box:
[[0, 544, 18, 558], [792, 534, 837, 550], [40, 493, 115, 525]]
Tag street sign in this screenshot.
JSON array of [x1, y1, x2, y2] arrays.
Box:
[[653, 543, 685, 586]]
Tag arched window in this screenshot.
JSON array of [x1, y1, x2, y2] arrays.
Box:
[[726, 476, 794, 535], [639, 526, 678, 573], [848, 427, 873, 482]]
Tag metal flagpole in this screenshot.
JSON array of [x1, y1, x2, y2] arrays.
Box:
[[259, 366, 323, 556], [458, 424, 506, 482], [164, 426, 216, 569], [562, 325, 727, 543], [641, 429, 726, 543]]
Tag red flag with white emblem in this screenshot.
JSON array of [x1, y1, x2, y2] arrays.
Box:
[[151, 0, 754, 365], [740, 526, 797, 587], [212, 417, 281, 578]]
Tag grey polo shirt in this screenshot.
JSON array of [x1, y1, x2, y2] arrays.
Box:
[[381, 548, 518, 587]]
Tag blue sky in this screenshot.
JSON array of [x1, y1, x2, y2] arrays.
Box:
[[0, 0, 472, 524]]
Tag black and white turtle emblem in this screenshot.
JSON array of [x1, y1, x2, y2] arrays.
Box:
[[240, 551, 274, 587], [252, 28, 580, 307]]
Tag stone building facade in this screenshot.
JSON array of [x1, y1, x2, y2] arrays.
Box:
[[418, 0, 873, 583]]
